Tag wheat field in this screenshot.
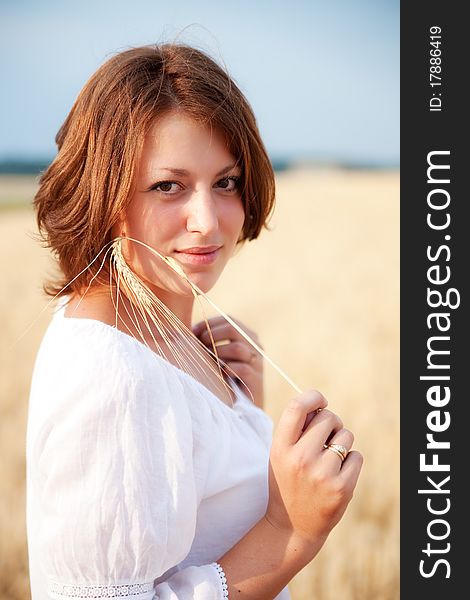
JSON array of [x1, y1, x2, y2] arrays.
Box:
[[0, 168, 399, 599]]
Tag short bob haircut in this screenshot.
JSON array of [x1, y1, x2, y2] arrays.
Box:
[[34, 43, 276, 298]]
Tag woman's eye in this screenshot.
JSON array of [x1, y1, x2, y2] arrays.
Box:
[[151, 181, 181, 194], [150, 177, 240, 195], [216, 176, 240, 191]]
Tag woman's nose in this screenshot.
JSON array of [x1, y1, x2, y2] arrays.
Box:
[[185, 190, 218, 235]]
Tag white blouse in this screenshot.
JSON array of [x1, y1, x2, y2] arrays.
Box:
[[26, 303, 291, 600]]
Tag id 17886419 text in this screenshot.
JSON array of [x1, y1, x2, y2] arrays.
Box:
[[429, 26, 443, 112]]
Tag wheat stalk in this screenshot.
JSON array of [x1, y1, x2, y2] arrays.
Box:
[[114, 236, 302, 395], [110, 238, 239, 405]]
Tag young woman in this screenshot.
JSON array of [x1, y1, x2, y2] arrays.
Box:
[[26, 44, 363, 600]]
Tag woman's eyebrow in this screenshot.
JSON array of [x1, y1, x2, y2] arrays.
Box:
[[156, 163, 240, 177]]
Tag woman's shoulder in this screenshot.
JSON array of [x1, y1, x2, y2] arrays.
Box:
[[30, 301, 190, 414], [37, 306, 145, 374]]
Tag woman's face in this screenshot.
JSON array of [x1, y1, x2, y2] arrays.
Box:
[[117, 111, 245, 297]]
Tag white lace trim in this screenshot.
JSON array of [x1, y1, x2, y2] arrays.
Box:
[[48, 580, 154, 599], [210, 562, 229, 598]]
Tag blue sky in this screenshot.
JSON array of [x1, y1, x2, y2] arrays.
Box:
[[0, 0, 399, 165]]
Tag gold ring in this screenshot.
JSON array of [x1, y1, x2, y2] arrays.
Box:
[[323, 443, 349, 462]]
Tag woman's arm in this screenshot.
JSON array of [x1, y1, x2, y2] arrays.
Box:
[[217, 515, 319, 599], [217, 390, 363, 600], [28, 332, 231, 600]]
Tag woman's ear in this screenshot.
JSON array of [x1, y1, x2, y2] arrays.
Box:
[[111, 212, 127, 240]]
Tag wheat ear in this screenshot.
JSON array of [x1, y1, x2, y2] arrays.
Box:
[[110, 238, 240, 405], [118, 236, 302, 395]]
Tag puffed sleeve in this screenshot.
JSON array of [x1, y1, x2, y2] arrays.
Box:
[[29, 328, 229, 599]]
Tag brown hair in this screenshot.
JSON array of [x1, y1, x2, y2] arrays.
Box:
[[34, 43, 276, 298]]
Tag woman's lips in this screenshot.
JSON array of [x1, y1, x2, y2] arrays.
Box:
[[174, 246, 222, 265]]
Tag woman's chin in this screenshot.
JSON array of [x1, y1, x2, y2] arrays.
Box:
[[188, 275, 217, 295], [139, 267, 220, 299]]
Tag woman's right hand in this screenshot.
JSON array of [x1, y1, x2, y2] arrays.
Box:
[[265, 390, 363, 555]]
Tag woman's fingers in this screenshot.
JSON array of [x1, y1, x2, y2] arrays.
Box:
[[325, 427, 354, 449], [268, 388, 363, 546], [192, 316, 231, 340], [192, 316, 260, 347], [338, 450, 364, 490], [273, 390, 328, 448], [296, 408, 343, 451], [222, 360, 253, 378], [321, 428, 354, 469], [213, 340, 257, 364]]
